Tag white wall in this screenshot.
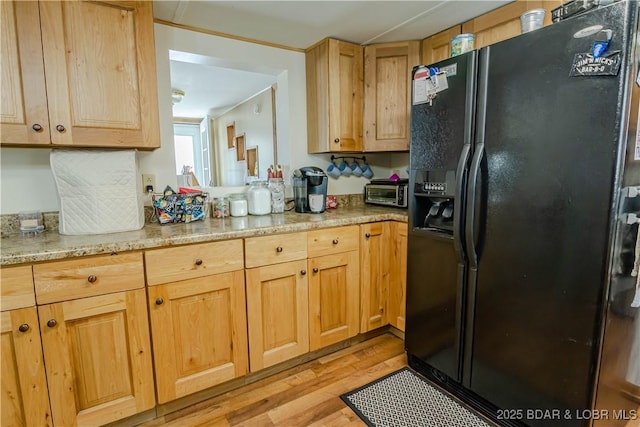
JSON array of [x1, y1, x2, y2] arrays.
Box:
[[213, 89, 274, 186], [0, 23, 409, 214]]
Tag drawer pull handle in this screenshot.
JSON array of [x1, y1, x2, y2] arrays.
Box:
[[56, 124, 65, 133], [365, 233, 371, 239], [300, 270, 307, 276], [47, 319, 57, 328], [332, 239, 339, 245], [32, 124, 43, 132], [87, 275, 97, 283], [195, 259, 203, 266], [334, 138, 340, 143], [156, 297, 164, 305], [313, 267, 319, 273], [18, 324, 30, 333], [276, 246, 283, 253]]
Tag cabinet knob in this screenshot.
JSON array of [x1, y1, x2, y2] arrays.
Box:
[[56, 124, 66, 133], [276, 246, 283, 253], [313, 267, 319, 273], [47, 319, 57, 328], [155, 297, 164, 305], [195, 258, 203, 266], [332, 239, 339, 245], [365, 233, 371, 239], [87, 275, 97, 283], [334, 138, 340, 143], [32, 124, 43, 132], [300, 270, 307, 276], [18, 323, 30, 333]]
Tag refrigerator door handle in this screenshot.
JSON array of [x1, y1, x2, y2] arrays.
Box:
[[466, 142, 484, 269], [454, 143, 471, 263]]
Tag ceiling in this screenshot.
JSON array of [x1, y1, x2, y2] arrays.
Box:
[[155, 0, 512, 118]]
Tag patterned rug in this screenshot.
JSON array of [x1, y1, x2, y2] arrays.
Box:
[[340, 367, 492, 427]]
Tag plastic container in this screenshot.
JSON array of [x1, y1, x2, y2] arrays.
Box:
[[213, 197, 229, 218], [451, 34, 474, 57], [19, 211, 44, 234], [521, 9, 545, 33], [247, 181, 271, 215], [229, 193, 248, 217], [268, 178, 285, 213]]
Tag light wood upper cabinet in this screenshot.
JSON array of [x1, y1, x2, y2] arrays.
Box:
[[421, 25, 462, 65], [360, 222, 390, 333], [0, 1, 52, 146], [148, 271, 248, 404], [38, 289, 155, 426], [461, 0, 561, 49], [363, 41, 420, 152], [388, 222, 408, 332], [306, 38, 363, 153], [245, 260, 309, 371], [1, 1, 160, 149]]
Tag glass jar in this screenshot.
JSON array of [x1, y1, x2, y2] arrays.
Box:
[[229, 193, 248, 217], [213, 196, 229, 218], [247, 181, 271, 215], [268, 178, 285, 213]]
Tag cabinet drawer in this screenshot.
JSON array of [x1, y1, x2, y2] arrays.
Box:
[[245, 232, 307, 268], [1, 265, 35, 311], [145, 240, 244, 286], [308, 226, 359, 258], [33, 252, 144, 304]]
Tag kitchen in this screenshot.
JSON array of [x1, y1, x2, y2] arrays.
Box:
[[1, 1, 639, 427]]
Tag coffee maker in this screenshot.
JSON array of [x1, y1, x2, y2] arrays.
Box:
[[292, 166, 328, 213]]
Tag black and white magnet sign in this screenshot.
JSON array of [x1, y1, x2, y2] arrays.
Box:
[[570, 51, 621, 77]]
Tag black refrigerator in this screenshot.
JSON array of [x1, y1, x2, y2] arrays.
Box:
[[406, 2, 640, 426]]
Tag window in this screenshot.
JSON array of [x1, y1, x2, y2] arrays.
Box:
[[173, 122, 212, 186]]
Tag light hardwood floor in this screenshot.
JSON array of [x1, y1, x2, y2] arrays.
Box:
[[139, 333, 407, 426]]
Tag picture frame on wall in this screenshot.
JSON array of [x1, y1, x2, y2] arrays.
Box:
[[236, 133, 246, 161]]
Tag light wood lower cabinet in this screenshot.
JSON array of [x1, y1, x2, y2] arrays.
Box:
[[246, 260, 309, 371], [1, 307, 52, 427], [38, 289, 155, 426], [308, 250, 360, 351], [360, 222, 390, 332], [389, 222, 408, 331], [147, 271, 248, 404]]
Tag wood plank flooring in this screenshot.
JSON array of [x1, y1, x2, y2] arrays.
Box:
[[139, 333, 406, 426]]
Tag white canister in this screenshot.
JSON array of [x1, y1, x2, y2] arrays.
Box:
[[229, 193, 248, 217], [247, 181, 271, 215]]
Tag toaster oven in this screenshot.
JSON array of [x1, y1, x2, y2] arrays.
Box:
[[364, 179, 408, 208]]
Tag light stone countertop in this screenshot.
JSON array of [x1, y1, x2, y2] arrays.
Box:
[[0, 206, 407, 266]]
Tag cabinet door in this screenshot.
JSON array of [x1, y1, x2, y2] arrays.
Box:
[[364, 41, 420, 151], [246, 260, 309, 371], [360, 223, 390, 332], [389, 222, 408, 331], [148, 271, 248, 404], [1, 308, 52, 427], [39, 289, 155, 426], [308, 251, 359, 351], [39, 1, 159, 148], [306, 38, 363, 153], [0, 1, 51, 146], [461, 1, 561, 49], [421, 26, 461, 65]]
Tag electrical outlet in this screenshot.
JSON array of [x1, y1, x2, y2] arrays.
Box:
[[142, 174, 155, 193]]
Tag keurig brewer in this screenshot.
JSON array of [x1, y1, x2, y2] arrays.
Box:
[[292, 167, 328, 213]]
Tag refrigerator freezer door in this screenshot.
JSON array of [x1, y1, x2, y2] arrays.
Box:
[[468, 2, 633, 424], [407, 51, 477, 382]]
